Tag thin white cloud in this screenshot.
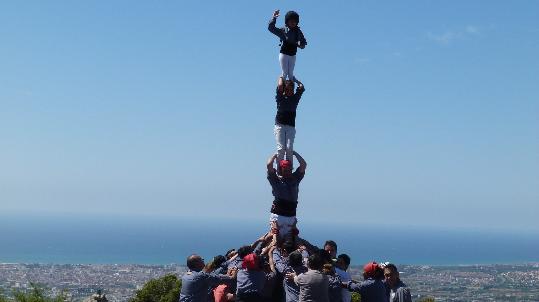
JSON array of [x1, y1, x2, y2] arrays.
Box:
[[428, 31, 460, 45], [428, 25, 481, 45]]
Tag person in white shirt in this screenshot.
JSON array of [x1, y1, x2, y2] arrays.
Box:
[[335, 254, 352, 302]]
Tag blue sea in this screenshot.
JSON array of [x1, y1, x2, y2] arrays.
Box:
[[1, 215, 538, 266]]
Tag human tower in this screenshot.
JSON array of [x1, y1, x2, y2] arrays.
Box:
[[178, 10, 410, 302], [265, 9, 308, 244]]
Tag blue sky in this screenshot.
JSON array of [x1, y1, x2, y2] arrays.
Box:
[[1, 1, 538, 232]]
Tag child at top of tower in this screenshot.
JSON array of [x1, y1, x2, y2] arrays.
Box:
[[268, 9, 307, 90]]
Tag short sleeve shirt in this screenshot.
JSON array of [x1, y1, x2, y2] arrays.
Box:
[[267, 170, 305, 202]]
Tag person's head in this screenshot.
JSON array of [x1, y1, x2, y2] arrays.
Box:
[[282, 238, 296, 254], [237, 245, 253, 259], [363, 261, 380, 280], [307, 253, 324, 271], [186, 254, 205, 272], [322, 263, 335, 275], [285, 11, 299, 29], [336, 254, 351, 271], [288, 251, 303, 267], [324, 240, 338, 259], [212, 255, 226, 268], [279, 160, 293, 178], [225, 249, 237, 259], [242, 253, 259, 270], [384, 264, 400, 288], [284, 80, 295, 97], [316, 249, 333, 265]]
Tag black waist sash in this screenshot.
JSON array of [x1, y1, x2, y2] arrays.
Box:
[[270, 198, 298, 217]]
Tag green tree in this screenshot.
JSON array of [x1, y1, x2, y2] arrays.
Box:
[[0, 289, 8, 302], [11, 283, 66, 302], [130, 274, 181, 302], [351, 292, 361, 302]]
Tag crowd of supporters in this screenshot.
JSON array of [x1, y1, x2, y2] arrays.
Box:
[[179, 238, 412, 302]]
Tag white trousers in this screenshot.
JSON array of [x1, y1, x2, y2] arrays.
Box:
[[269, 213, 297, 240], [279, 53, 296, 81], [274, 124, 296, 164]]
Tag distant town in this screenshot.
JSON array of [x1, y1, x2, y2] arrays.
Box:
[[1, 263, 538, 301]]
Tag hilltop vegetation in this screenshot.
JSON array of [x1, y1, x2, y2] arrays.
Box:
[[0, 284, 66, 302], [129, 274, 181, 302]]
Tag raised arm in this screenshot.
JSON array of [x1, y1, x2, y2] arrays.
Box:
[[293, 151, 307, 173], [267, 153, 277, 173], [277, 76, 285, 94], [268, 10, 285, 40], [267, 246, 277, 273]]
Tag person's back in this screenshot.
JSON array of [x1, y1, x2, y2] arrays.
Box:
[[346, 262, 388, 302], [284, 264, 307, 302], [180, 271, 213, 302], [335, 254, 352, 302], [236, 269, 266, 301], [322, 264, 342, 302], [235, 253, 266, 302], [349, 278, 387, 302], [180, 254, 235, 302], [295, 269, 329, 302]]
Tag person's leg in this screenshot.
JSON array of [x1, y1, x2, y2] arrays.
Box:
[[288, 55, 297, 82], [274, 124, 286, 165], [278, 215, 296, 240], [279, 53, 288, 80], [284, 125, 296, 165]]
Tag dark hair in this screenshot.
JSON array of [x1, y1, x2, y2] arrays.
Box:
[[317, 249, 333, 264], [324, 240, 338, 251], [237, 245, 253, 258], [374, 266, 385, 280], [258, 255, 270, 268], [288, 251, 303, 267], [384, 263, 400, 281], [212, 255, 226, 267], [385, 263, 398, 273], [186, 254, 201, 270], [307, 253, 324, 270], [337, 254, 351, 266], [322, 263, 335, 275], [283, 239, 296, 254], [285, 11, 300, 25]]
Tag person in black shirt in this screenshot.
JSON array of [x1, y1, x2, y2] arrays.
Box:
[[274, 77, 305, 168], [268, 9, 307, 86]]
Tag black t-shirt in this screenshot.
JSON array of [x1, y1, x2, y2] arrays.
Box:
[[275, 88, 303, 127]]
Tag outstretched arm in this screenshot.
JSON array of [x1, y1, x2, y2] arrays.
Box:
[[267, 153, 277, 173], [268, 10, 285, 40], [293, 151, 307, 173]]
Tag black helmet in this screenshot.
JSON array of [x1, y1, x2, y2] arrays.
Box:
[[285, 11, 300, 25]]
